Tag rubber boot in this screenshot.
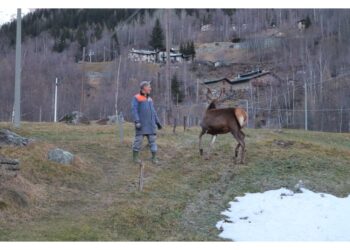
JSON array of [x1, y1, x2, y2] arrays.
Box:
[[151, 152, 159, 165], [133, 151, 141, 164]]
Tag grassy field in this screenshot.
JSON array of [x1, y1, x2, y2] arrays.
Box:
[[0, 122, 350, 241]]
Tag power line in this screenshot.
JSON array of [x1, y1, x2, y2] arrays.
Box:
[[253, 107, 350, 112], [235, 70, 350, 108], [233, 66, 350, 104]]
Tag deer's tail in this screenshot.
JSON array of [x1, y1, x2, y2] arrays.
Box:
[[234, 108, 248, 128]]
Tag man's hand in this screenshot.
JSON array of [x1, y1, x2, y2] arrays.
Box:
[[135, 121, 141, 129], [156, 122, 162, 130]]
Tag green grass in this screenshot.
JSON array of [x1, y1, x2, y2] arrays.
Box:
[[0, 122, 349, 240]]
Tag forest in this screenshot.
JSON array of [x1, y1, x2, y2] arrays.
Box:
[[0, 9, 349, 132]]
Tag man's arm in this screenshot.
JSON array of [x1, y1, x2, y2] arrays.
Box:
[[131, 97, 140, 123], [151, 101, 162, 129]]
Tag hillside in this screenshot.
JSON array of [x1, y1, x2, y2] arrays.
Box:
[[1, 122, 349, 240], [1, 9, 350, 132]]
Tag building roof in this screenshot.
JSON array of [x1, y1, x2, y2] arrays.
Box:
[[130, 49, 157, 55], [160, 53, 183, 58], [203, 70, 270, 85], [130, 48, 184, 58]]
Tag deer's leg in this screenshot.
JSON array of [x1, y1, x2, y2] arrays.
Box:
[[234, 131, 244, 158], [234, 143, 240, 158], [231, 130, 245, 164], [199, 130, 206, 156], [238, 130, 246, 164], [205, 135, 217, 160], [233, 143, 241, 164], [240, 130, 245, 140]]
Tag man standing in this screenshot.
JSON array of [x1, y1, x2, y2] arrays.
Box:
[[131, 81, 162, 164]]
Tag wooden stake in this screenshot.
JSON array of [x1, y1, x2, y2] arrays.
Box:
[[173, 117, 177, 134], [139, 161, 145, 192]]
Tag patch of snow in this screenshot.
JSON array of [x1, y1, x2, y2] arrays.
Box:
[[216, 188, 350, 241]]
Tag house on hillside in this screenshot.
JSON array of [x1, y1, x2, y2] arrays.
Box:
[[201, 24, 214, 32], [297, 18, 311, 31], [158, 51, 184, 63], [128, 49, 158, 63], [128, 48, 185, 64]]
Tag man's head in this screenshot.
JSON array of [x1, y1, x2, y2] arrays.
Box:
[[140, 81, 152, 95]]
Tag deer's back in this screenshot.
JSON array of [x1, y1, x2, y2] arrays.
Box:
[[201, 108, 245, 135]]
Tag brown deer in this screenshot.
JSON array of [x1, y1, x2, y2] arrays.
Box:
[[199, 88, 248, 164]]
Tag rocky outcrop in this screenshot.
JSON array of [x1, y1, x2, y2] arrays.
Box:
[[0, 129, 30, 146], [0, 157, 20, 171], [96, 115, 117, 125], [0, 156, 20, 184], [48, 148, 74, 165], [58, 111, 90, 125]]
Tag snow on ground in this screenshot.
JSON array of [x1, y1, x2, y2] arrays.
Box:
[[216, 188, 350, 241]]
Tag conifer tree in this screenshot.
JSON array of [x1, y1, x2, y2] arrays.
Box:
[[189, 41, 196, 60], [171, 74, 184, 104], [149, 18, 165, 51]]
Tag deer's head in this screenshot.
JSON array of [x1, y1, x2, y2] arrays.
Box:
[[206, 88, 224, 110]]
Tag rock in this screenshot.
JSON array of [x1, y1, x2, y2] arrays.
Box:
[[194, 60, 215, 68], [58, 111, 90, 125], [48, 148, 74, 165], [294, 180, 305, 193], [0, 157, 20, 171], [1, 189, 28, 208], [0, 200, 7, 210], [0, 129, 29, 146], [0, 156, 20, 181], [96, 118, 109, 125], [108, 115, 117, 123], [96, 115, 117, 125], [214, 61, 222, 67], [273, 139, 294, 148]]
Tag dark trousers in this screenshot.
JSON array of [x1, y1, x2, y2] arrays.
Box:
[[132, 134, 157, 153]]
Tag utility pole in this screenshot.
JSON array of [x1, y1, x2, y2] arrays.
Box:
[[54, 77, 59, 122], [14, 8, 22, 128], [39, 106, 42, 122], [165, 9, 171, 125], [304, 80, 308, 130], [340, 106, 343, 133], [115, 54, 122, 118], [196, 79, 199, 103], [88, 50, 94, 62], [80, 47, 86, 113], [103, 46, 106, 62]]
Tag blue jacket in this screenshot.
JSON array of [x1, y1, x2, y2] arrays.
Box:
[[131, 93, 161, 135]]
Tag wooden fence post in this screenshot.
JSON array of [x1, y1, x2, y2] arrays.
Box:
[[118, 112, 124, 143], [173, 117, 177, 134], [139, 161, 145, 192], [162, 109, 166, 126]]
